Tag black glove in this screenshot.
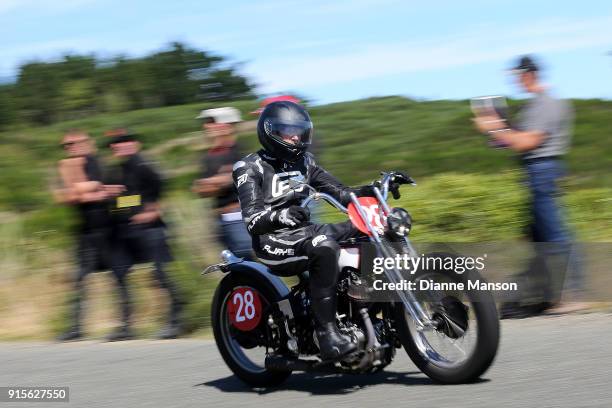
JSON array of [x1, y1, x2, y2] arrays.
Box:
[[369, 172, 414, 200], [387, 171, 414, 200], [356, 180, 401, 199], [355, 184, 378, 198], [357, 172, 415, 200], [389, 171, 416, 200], [276, 205, 310, 228]]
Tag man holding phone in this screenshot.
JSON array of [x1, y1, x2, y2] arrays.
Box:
[[473, 55, 585, 317]]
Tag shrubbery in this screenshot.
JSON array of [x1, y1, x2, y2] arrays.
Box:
[[0, 96, 610, 338]]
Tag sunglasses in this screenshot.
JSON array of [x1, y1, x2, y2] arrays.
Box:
[[61, 139, 88, 149]]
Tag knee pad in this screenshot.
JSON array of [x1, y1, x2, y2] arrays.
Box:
[[308, 238, 341, 296], [310, 238, 340, 258], [309, 240, 340, 272]]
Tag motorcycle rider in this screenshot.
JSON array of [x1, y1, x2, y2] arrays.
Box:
[[233, 101, 408, 360]]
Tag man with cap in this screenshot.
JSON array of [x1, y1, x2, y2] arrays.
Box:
[[192, 107, 254, 260], [104, 128, 184, 340], [473, 55, 585, 316]]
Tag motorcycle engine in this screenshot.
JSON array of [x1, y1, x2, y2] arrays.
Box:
[[341, 321, 367, 351], [311, 319, 366, 359], [339, 268, 372, 301]]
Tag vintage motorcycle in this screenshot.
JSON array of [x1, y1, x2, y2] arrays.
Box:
[[204, 172, 500, 387]]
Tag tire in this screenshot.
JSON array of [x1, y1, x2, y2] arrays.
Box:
[[394, 253, 500, 384], [211, 273, 291, 387]]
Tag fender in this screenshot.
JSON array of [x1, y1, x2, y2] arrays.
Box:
[[225, 260, 290, 299], [205, 250, 290, 299]]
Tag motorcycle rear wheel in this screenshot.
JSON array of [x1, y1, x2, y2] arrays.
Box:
[[212, 274, 291, 387]]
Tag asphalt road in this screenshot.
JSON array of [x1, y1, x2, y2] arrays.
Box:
[[1, 313, 611, 408]]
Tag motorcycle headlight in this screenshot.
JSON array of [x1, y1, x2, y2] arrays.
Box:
[[387, 208, 412, 237]]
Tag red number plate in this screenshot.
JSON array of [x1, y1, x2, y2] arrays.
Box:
[[347, 197, 387, 236], [227, 287, 262, 331]]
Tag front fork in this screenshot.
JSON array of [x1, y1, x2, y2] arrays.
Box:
[[348, 191, 436, 330]]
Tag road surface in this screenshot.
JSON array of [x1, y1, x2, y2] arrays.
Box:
[[1, 313, 611, 408]]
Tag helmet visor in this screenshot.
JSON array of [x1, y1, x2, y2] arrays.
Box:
[[265, 118, 312, 147]]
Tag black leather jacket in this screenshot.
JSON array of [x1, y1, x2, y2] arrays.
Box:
[[232, 149, 373, 236]]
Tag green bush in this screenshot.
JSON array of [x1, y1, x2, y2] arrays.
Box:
[[1, 96, 610, 339]]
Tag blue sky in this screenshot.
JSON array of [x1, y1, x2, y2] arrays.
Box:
[[1, 0, 611, 104]]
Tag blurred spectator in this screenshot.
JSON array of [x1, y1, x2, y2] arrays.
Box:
[[54, 130, 124, 341], [192, 108, 254, 260], [473, 55, 586, 317], [104, 129, 184, 340]]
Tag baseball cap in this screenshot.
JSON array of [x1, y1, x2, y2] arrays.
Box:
[[105, 128, 139, 146], [195, 107, 242, 124], [509, 55, 539, 75]]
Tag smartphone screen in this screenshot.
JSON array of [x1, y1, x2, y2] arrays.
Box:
[[470, 96, 508, 119]]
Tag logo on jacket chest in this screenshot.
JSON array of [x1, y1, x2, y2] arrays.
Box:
[[271, 171, 306, 198]]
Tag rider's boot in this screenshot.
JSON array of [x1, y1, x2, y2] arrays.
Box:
[[312, 294, 357, 361], [308, 239, 357, 361]]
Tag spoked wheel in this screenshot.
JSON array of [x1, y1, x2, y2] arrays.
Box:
[[211, 274, 291, 387], [394, 254, 500, 384]]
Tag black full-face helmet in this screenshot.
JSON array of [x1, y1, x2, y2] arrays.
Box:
[[257, 101, 313, 162]]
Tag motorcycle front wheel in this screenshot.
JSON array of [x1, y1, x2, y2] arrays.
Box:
[[394, 253, 500, 384]]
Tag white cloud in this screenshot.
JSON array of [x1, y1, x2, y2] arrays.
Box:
[[248, 15, 612, 92]]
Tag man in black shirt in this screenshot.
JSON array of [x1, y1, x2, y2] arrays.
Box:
[[55, 130, 124, 341], [193, 107, 254, 260], [104, 129, 183, 340]]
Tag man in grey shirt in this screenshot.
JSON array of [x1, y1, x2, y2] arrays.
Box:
[[516, 89, 573, 161], [474, 55, 585, 316]]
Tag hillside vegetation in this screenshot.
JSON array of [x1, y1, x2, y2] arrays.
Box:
[[0, 96, 610, 339]]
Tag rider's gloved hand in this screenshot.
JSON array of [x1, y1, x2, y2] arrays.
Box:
[[387, 172, 414, 200], [366, 172, 414, 200], [276, 205, 310, 227], [356, 172, 415, 200], [355, 184, 377, 198]]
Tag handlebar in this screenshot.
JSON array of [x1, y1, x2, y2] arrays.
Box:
[[297, 171, 410, 213], [300, 192, 348, 213]]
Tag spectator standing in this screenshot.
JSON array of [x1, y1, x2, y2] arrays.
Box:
[[55, 130, 124, 341], [192, 107, 254, 260], [104, 129, 184, 340], [473, 55, 586, 317]]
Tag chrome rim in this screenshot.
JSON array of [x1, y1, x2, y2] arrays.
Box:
[[406, 272, 478, 369]]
